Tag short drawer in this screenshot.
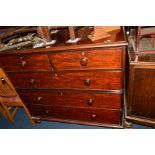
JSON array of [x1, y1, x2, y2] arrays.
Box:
[[27, 105, 121, 125], [50, 48, 122, 70], [8, 71, 122, 90], [18, 90, 121, 109], [0, 54, 52, 71]]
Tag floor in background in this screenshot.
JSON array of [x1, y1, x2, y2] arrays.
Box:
[[0, 108, 153, 129]]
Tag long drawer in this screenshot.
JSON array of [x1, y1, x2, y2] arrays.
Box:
[[50, 48, 122, 70], [18, 90, 121, 109], [8, 71, 122, 90], [27, 104, 121, 125], [0, 53, 52, 71]]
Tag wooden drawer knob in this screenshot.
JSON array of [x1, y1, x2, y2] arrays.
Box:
[[37, 96, 42, 102], [87, 98, 94, 106], [80, 57, 88, 66], [1, 77, 4, 81], [45, 110, 49, 114], [84, 79, 91, 86], [21, 61, 27, 67], [91, 114, 96, 119], [29, 78, 35, 85]]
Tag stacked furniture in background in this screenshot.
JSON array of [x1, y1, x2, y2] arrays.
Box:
[[126, 26, 155, 128]]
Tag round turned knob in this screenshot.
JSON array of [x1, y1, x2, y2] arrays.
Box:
[[80, 57, 88, 66], [21, 61, 27, 67], [91, 114, 96, 119], [1, 77, 4, 81], [84, 79, 91, 86], [87, 98, 94, 106], [45, 110, 49, 114], [29, 78, 35, 85], [60, 92, 63, 96], [37, 96, 42, 102]]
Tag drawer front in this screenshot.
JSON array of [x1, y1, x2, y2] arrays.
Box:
[[0, 54, 52, 71], [27, 105, 121, 125], [18, 90, 121, 109], [8, 71, 121, 90], [50, 48, 122, 70]]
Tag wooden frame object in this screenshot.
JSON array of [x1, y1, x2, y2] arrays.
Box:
[[0, 68, 35, 125]]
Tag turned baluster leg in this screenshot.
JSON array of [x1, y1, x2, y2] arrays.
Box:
[[66, 26, 80, 43], [37, 26, 52, 42], [68, 26, 76, 41]]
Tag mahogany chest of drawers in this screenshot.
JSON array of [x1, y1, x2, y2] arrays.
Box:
[[0, 31, 127, 128]]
